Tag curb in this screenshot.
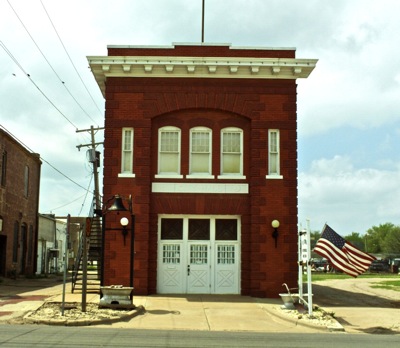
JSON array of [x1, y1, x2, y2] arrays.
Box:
[[23, 304, 145, 327], [262, 303, 345, 332]]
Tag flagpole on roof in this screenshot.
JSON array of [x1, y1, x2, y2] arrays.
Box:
[[201, 0, 205, 43]]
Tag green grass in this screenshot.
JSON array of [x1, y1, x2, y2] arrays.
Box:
[[306, 272, 400, 292], [371, 280, 400, 292], [307, 273, 399, 282]]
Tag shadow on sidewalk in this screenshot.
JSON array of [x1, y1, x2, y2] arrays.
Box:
[[312, 283, 400, 309]]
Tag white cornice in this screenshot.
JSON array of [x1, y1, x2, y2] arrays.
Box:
[[88, 55, 318, 97]]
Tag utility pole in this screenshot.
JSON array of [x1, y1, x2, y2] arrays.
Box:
[[76, 125, 104, 211], [76, 125, 104, 311]]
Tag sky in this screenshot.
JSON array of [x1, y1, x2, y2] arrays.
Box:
[[1, 0, 400, 236]]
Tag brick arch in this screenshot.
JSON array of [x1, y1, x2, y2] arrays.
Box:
[[144, 91, 262, 121], [151, 107, 250, 129]]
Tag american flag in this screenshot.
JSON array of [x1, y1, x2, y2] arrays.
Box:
[[314, 224, 376, 277]]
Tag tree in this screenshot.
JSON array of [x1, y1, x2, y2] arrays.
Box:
[[365, 222, 396, 254], [344, 232, 364, 251], [382, 226, 400, 255]]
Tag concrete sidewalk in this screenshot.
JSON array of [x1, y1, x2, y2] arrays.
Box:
[[0, 277, 342, 332]]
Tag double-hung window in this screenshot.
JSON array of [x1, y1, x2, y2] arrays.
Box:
[[119, 128, 135, 177], [267, 129, 282, 179], [157, 126, 182, 177], [189, 127, 213, 178], [219, 127, 245, 178]]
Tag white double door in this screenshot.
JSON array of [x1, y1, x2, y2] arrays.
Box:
[[157, 216, 240, 294]]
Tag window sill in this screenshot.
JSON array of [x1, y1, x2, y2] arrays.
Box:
[[186, 174, 215, 179], [217, 175, 246, 180], [155, 174, 184, 179], [266, 175, 283, 180], [118, 173, 136, 178]]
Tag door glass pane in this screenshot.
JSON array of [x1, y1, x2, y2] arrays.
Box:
[[162, 244, 181, 264], [190, 245, 208, 264], [217, 245, 235, 264], [216, 219, 238, 240], [161, 219, 183, 240], [189, 219, 210, 240]]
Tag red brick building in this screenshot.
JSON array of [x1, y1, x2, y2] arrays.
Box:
[[88, 44, 317, 297], [0, 127, 41, 277]]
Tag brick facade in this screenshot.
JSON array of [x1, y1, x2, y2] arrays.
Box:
[[90, 44, 316, 297], [0, 128, 41, 277]]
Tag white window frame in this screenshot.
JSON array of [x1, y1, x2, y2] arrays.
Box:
[[218, 127, 246, 179], [266, 129, 283, 179], [118, 128, 135, 178], [156, 126, 183, 178], [187, 127, 214, 179]]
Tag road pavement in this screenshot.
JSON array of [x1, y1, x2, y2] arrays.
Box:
[[0, 275, 399, 335]]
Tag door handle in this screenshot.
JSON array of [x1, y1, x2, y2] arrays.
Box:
[[187, 265, 190, 276]]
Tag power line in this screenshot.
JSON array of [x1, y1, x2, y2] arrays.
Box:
[[0, 40, 78, 130], [0, 124, 93, 195], [6, 0, 100, 127], [40, 0, 104, 122], [44, 192, 88, 214]]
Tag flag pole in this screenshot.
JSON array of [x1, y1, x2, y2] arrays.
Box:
[[201, 0, 205, 43], [298, 226, 304, 302], [306, 219, 313, 316]]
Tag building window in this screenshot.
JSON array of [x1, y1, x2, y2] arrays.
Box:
[[188, 219, 210, 240], [219, 127, 245, 178], [24, 165, 29, 197], [1, 151, 7, 187], [12, 221, 19, 263], [161, 218, 183, 240], [189, 127, 213, 177], [28, 225, 34, 263], [119, 128, 135, 177], [157, 126, 182, 177], [267, 129, 283, 179]]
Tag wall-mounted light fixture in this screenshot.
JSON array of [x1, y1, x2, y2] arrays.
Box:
[[120, 217, 129, 245], [99, 194, 135, 288], [271, 219, 280, 248]]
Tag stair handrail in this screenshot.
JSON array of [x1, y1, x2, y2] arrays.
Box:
[[71, 197, 97, 293]]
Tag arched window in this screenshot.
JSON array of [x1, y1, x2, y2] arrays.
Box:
[[189, 127, 213, 177], [157, 126, 182, 177], [219, 127, 244, 178], [12, 221, 19, 263]]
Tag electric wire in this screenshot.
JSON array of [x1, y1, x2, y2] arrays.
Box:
[[0, 124, 94, 197], [0, 40, 78, 130], [6, 0, 100, 127], [40, 0, 104, 122], [44, 193, 88, 213], [77, 175, 94, 217]]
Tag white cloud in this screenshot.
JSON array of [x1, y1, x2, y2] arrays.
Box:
[[299, 156, 400, 234], [1, 0, 400, 229]]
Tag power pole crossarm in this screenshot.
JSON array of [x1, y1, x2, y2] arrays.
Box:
[[76, 125, 103, 211]]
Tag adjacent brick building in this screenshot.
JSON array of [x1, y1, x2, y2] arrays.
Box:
[[0, 127, 41, 277], [88, 43, 317, 297]]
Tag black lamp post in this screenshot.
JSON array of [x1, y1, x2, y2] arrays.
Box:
[[99, 194, 135, 288]]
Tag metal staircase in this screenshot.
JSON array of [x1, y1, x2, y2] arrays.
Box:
[[71, 199, 102, 293]]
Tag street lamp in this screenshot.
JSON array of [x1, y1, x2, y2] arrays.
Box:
[[98, 194, 135, 288]]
